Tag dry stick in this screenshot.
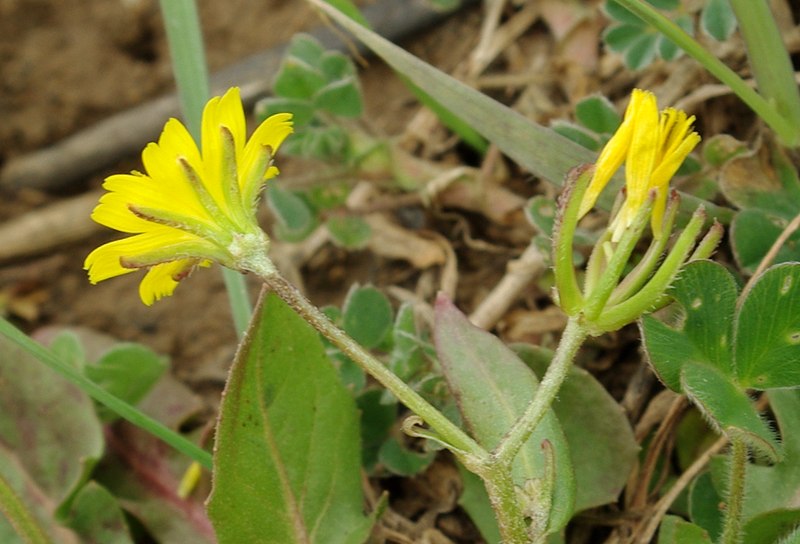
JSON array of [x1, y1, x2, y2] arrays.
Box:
[[0, 191, 101, 263], [628, 396, 687, 510], [468, 241, 546, 330], [739, 210, 800, 302], [0, 0, 476, 192]]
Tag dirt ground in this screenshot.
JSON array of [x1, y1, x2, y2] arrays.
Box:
[[0, 0, 462, 380], [1, 0, 785, 542]]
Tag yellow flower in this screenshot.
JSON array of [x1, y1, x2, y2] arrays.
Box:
[[578, 89, 700, 240], [85, 87, 293, 305]]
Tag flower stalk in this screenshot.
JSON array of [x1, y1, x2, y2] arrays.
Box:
[[247, 260, 487, 459], [492, 317, 588, 465]]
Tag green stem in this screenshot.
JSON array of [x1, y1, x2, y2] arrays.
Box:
[[159, 0, 252, 337], [479, 462, 529, 544], [614, 0, 798, 146], [250, 261, 487, 458], [494, 317, 588, 464], [0, 471, 50, 544], [720, 436, 748, 544], [0, 318, 212, 469], [729, 0, 800, 146]]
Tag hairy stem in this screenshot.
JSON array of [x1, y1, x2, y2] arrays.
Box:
[[720, 436, 748, 544], [251, 263, 486, 458], [494, 317, 587, 465]]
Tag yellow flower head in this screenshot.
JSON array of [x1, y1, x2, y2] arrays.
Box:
[[578, 89, 700, 240], [85, 87, 293, 305]]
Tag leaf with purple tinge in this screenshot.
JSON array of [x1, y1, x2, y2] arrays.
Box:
[[434, 294, 575, 533], [0, 336, 104, 542]]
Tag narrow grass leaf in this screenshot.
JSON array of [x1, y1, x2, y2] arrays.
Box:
[[309, 0, 592, 188]]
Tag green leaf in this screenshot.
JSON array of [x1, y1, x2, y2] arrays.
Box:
[[702, 134, 749, 167], [735, 263, 800, 389], [525, 196, 558, 236], [675, 409, 717, 471], [680, 363, 778, 461], [266, 186, 317, 242], [640, 260, 738, 391], [551, 121, 599, 151], [377, 437, 435, 476], [603, 24, 646, 53], [0, 336, 104, 540], [64, 482, 133, 544], [658, 515, 712, 544], [657, 31, 680, 62], [327, 215, 372, 249], [575, 95, 621, 135], [604, 0, 647, 26], [273, 56, 326, 101], [314, 77, 364, 118], [434, 295, 575, 532], [783, 528, 800, 544], [49, 331, 86, 371], [518, 344, 639, 512], [342, 285, 393, 349], [701, 0, 737, 41], [356, 390, 397, 471], [256, 96, 316, 127], [657, 14, 692, 61], [286, 33, 326, 65], [321, 0, 370, 27], [319, 52, 355, 80], [738, 389, 800, 519], [328, 350, 366, 393], [688, 472, 723, 541], [641, 261, 800, 458], [291, 125, 349, 161], [388, 303, 428, 382], [730, 209, 800, 274], [85, 343, 167, 422], [742, 509, 800, 544], [207, 292, 372, 544], [623, 32, 659, 70]]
